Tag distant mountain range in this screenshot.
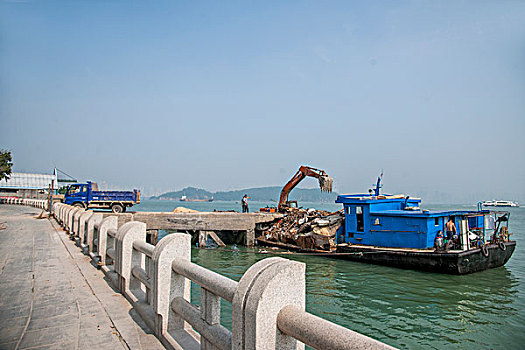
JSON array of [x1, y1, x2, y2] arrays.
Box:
[[150, 186, 338, 203]]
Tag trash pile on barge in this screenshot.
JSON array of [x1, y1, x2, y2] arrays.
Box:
[[263, 207, 344, 251]]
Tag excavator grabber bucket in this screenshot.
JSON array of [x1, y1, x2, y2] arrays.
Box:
[[319, 175, 333, 193]]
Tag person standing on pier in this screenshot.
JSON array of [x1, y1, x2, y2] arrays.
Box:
[[241, 194, 250, 213]]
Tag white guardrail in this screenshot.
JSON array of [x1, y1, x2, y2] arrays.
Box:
[[0, 197, 48, 209], [29, 202, 394, 350]]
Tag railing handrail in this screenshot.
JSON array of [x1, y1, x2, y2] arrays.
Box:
[[133, 240, 154, 258], [171, 259, 237, 302], [277, 305, 396, 350], [131, 265, 152, 290], [107, 227, 117, 238], [106, 248, 115, 260], [171, 297, 231, 350]]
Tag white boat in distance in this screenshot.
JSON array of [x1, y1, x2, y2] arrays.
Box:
[[482, 200, 519, 207]]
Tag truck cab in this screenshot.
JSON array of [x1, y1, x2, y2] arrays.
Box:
[[64, 183, 90, 207]]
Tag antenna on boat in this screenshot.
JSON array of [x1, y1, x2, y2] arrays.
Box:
[[374, 170, 383, 196]]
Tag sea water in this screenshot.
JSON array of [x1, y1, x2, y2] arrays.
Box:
[[133, 200, 525, 349]]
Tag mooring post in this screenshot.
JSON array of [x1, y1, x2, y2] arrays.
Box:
[[245, 228, 255, 246], [198, 230, 208, 247], [147, 229, 159, 245]]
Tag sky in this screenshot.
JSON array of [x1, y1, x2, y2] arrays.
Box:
[[1, 0, 524, 202]]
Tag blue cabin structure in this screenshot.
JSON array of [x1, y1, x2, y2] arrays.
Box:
[[335, 194, 485, 249]]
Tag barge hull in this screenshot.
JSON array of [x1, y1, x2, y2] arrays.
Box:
[[334, 241, 516, 274], [256, 238, 516, 274]]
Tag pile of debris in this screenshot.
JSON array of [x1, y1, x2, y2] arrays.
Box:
[[263, 207, 344, 251], [173, 206, 199, 213]]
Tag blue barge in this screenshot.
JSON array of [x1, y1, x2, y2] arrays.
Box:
[[332, 193, 515, 274]]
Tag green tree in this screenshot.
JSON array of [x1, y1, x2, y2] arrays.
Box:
[[0, 150, 13, 181]]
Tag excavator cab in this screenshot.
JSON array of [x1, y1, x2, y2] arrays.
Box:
[[286, 200, 298, 208], [280, 200, 298, 211]]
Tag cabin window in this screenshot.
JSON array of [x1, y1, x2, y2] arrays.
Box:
[[435, 218, 439, 226], [69, 185, 80, 194], [81, 186, 87, 193], [356, 206, 364, 232]]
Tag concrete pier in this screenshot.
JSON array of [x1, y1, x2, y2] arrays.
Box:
[[0, 205, 163, 349], [100, 211, 282, 246]]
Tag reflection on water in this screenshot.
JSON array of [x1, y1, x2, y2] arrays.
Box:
[[149, 201, 525, 349]]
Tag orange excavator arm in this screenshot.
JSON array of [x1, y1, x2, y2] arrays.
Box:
[[278, 166, 333, 212]]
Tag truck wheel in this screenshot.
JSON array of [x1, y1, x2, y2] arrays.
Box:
[[73, 203, 84, 209], [111, 204, 124, 213]]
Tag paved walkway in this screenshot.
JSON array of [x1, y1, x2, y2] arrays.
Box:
[[0, 205, 164, 350]]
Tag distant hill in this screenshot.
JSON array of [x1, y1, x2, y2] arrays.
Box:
[[150, 186, 338, 202], [151, 187, 214, 201]]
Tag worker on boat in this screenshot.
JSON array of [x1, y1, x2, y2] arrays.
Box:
[[444, 217, 458, 250], [434, 230, 444, 251], [241, 194, 250, 213], [445, 217, 457, 241]]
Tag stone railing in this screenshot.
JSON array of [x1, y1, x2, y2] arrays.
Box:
[[52, 202, 395, 350], [0, 197, 48, 209]]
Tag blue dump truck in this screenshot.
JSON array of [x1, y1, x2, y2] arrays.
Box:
[[63, 181, 140, 213]]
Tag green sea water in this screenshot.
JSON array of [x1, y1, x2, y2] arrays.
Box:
[[133, 200, 525, 349]]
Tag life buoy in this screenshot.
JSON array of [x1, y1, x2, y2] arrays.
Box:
[[482, 245, 489, 257], [498, 242, 506, 251]]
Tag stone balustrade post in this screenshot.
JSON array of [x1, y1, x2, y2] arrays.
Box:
[[115, 222, 147, 295], [95, 216, 117, 265], [151, 233, 191, 340], [53, 203, 59, 219], [62, 205, 69, 227], [86, 213, 103, 251], [60, 205, 66, 225], [67, 207, 79, 233], [55, 203, 61, 221], [62, 205, 69, 225], [232, 257, 306, 350], [64, 206, 70, 229], [78, 210, 94, 251], [59, 204, 67, 223], [72, 208, 85, 242]]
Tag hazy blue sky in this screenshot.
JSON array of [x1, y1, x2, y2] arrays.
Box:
[[1, 1, 524, 202]]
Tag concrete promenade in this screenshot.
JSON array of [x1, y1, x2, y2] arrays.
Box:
[[0, 205, 164, 349]]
